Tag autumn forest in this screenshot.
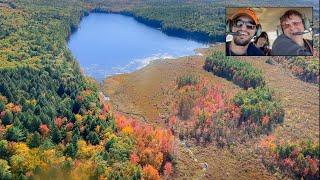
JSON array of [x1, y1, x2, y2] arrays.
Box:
[[0, 0, 319, 179]]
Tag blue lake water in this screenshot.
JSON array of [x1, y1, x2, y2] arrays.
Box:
[[68, 13, 208, 81]]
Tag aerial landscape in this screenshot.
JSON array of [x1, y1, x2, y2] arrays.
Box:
[[0, 0, 319, 179]]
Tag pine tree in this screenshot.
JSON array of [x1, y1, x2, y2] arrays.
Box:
[[2, 111, 13, 126], [64, 142, 77, 158], [51, 125, 62, 144], [0, 140, 9, 159], [6, 126, 26, 142], [28, 132, 41, 148], [0, 101, 5, 112], [87, 131, 100, 145]]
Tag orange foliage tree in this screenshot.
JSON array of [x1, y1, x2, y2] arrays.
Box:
[[115, 113, 175, 177]]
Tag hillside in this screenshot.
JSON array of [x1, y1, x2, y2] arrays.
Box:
[[84, 0, 319, 42], [0, 0, 174, 179], [0, 0, 319, 179], [104, 44, 319, 179]]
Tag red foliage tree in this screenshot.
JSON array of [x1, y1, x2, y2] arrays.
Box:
[[164, 162, 173, 176], [130, 153, 139, 164], [54, 117, 64, 128], [39, 124, 50, 136], [65, 122, 74, 131]]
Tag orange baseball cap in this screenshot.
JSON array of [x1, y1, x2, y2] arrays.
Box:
[[230, 8, 260, 25]]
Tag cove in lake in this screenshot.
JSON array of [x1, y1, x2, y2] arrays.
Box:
[[68, 13, 209, 81]]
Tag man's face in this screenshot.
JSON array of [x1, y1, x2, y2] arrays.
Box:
[[231, 16, 257, 46], [281, 15, 304, 41]]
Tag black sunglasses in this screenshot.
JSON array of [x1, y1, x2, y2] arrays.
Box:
[[233, 19, 256, 30]]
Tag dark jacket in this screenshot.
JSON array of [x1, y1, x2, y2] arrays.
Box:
[[271, 34, 313, 56], [259, 47, 271, 56], [226, 41, 264, 56]]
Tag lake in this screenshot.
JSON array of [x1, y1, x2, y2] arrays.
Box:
[[68, 13, 208, 81]]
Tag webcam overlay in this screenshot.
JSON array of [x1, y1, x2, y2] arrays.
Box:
[[226, 7, 313, 56]]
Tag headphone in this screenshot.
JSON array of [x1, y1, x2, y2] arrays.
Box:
[[226, 19, 262, 37], [276, 13, 311, 36]]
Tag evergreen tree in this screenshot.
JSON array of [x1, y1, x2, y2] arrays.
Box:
[[51, 125, 62, 144], [6, 126, 26, 142], [0, 140, 9, 159], [87, 132, 100, 145], [28, 132, 41, 148], [2, 111, 13, 126], [0, 102, 5, 112], [64, 142, 77, 159]]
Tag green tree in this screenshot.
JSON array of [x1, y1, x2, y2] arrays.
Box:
[[2, 111, 13, 126], [30, 116, 41, 132], [51, 125, 62, 144], [108, 162, 141, 180], [0, 140, 9, 159], [87, 132, 100, 145], [64, 142, 77, 159], [6, 126, 26, 142], [28, 132, 41, 148], [0, 159, 13, 180], [0, 102, 5, 112]]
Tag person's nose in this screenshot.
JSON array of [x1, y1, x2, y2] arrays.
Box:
[[240, 24, 247, 31], [288, 24, 295, 31]]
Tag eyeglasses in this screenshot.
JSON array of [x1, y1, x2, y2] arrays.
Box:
[[281, 21, 303, 29], [232, 19, 256, 30]]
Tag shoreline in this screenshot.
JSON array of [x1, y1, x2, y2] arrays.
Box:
[[67, 11, 221, 82], [102, 43, 319, 178], [100, 44, 215, 82], [81, 46, 212, 83], [94, 42, 219, 84], [90, 8, 224, 44]]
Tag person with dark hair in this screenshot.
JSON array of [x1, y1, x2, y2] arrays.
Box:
[[271, 9, 313, 55], [254, 32, 271, 55], [226, 8, 264, 56]]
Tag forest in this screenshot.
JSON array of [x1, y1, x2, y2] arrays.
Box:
[[167, 52, 318, 178], [83, 0, 319, 43], [171, 52, 285, 148], [0, 0, 174, 179]]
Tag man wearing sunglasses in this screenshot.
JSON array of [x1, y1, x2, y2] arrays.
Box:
[[271, 10, 313, 55], [226, 8, 264, 56]]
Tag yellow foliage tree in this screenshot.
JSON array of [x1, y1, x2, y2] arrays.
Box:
[[121, 125, 133, 136], [75, 114, 83, 122], [10, 143, 41, 175], [77, 140, 103, 159], [70, 159, 96, 180]]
